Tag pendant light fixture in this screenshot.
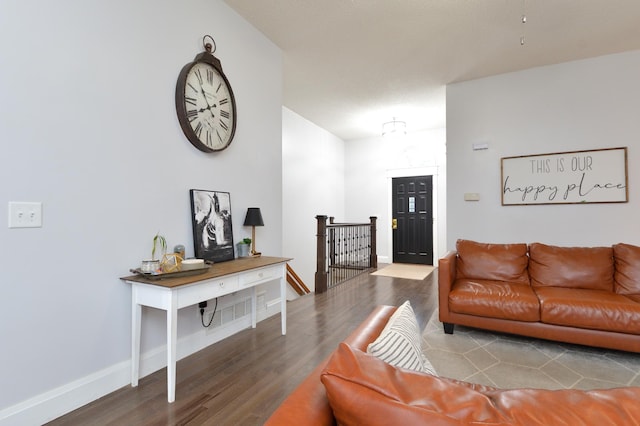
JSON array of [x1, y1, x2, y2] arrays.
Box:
[[382, 117, 406, 138]]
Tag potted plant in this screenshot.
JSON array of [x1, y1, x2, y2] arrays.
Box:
[[141, 232, 167, 273], [152, 233, 167, 260], [236, 237, 251, 258]]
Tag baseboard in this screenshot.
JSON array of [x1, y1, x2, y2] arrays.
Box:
[[0, 360, 130, 426], [0, 301, 282, 426]]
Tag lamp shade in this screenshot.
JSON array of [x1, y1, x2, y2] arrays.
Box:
[[243, 208, 264, 226]]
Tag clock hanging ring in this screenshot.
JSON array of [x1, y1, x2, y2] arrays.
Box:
[[175, 35, 237, 152]]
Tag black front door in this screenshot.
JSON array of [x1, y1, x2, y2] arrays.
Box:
[[392, 176, 433, 265]]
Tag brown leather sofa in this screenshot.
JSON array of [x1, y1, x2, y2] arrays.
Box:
[[439, 239, 640, 353], [265, 305, 397, 426], [266, 304, 640, 425]]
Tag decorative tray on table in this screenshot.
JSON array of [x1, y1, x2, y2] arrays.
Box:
[[129, 266, 210, 280]]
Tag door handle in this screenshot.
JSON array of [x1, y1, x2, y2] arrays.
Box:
[[392, 218, 397, 230]]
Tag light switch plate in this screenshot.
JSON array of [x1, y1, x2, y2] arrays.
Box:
[[472, 143, 489, 150], [464, 193, 480, 201], [8, 202, 42, 228]]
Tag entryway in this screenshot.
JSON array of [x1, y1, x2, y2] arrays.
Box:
[[391, 175, 434, 265]]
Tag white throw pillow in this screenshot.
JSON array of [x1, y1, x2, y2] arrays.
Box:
[[366, 301, 436, 375]]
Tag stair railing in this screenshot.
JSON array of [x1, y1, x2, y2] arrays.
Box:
[[315, 215, 377, 293]]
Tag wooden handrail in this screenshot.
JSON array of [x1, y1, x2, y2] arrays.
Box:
[[287, 264, 311, 296]]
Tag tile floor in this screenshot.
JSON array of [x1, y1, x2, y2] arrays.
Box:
[[422, 312, 640, 390]]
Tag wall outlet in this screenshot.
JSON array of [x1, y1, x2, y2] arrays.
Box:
[[8, 202, 42, 228]]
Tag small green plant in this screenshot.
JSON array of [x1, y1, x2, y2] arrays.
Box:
[[152, 233, 167, 260], [241, 237, 251, 245]]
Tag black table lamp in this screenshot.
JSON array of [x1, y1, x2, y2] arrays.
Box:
[[243, 207, 264, 256]]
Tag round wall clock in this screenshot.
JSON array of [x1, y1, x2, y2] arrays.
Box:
[[175, 36, 237, 152]]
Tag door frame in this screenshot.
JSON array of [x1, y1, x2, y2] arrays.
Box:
[[386, 167, 440, 264]]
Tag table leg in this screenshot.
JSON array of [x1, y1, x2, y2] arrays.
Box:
[[251, 286, 257, 328], [131, 291, 141, 387], [167, 298, 178, 403]]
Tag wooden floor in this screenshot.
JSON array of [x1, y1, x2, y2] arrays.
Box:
[[48, 268, 438, 426]]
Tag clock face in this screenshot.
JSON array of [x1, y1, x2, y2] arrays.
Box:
[[176, 61, 236, 152]]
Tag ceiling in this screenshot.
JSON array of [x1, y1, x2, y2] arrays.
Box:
[[223, 0, 640, 141]]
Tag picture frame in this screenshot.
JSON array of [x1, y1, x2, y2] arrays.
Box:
[[501, 147, 628, 206], [189, 189, 235, 263]]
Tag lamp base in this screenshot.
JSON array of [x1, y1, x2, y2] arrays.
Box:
[[250, 251, 262, 257]]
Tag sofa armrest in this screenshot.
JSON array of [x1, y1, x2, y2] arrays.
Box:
[[264, 305, 397, 426], [263, 360, 337, 426], [438, 250, 457, 323]]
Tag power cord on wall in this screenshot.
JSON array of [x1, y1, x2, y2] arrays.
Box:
[[199, 298, 218, 328]]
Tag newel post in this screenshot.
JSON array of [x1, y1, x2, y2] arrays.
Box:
[[315, 215, 328, 293], [369, 216, 378, 268]]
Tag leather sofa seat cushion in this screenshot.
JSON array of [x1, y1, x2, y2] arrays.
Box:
[[456, 239, 530, 285], [529, 243, 614, 291], [535, 287, 640, 334], [614, 243, 640, 295], [449, 279, 540, 322], [321, 343, 640, 426]]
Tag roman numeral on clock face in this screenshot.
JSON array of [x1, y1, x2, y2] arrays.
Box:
[[194, 121, 203, 137], [186, 109, 198, 122], [220, 110, 230, 119]]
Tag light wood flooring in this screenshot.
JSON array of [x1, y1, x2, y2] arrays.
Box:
[[47, 268, 438, 426]]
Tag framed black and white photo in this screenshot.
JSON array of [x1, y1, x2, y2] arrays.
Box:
[[189, 189, 234, 263]]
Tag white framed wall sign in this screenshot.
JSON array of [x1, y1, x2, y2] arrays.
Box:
[[501, 147, 628, 205]]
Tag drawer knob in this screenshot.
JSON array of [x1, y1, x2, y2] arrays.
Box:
[[219, 282, 224, 287]]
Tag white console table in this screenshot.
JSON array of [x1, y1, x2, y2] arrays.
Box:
[[121, 256, 290, 402]]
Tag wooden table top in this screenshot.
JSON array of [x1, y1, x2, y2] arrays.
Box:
[[121, 256, 291, 288]]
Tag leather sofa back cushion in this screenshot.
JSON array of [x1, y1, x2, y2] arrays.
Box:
[[456, 239, 529, 285], [320, 343, 640, 426], [529, 243, 614, 291], [614, 243, 640, 295]]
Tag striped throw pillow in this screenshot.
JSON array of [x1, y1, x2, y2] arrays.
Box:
[[366, 301, 436, 375]]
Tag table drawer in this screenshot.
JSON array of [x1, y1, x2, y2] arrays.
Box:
[[177, 276, 239, 307], [240, 265, 281, 288]]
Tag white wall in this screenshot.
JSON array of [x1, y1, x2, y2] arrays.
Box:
[[282, 110, 447, 285], [282, 108, 345, 291], [345, 129, 447, 263], [446, 50, 640, 250], [0, 1, 282, 423]]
